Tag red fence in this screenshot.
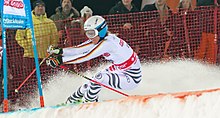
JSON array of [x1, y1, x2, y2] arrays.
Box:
[[1, 6, 220, 111]]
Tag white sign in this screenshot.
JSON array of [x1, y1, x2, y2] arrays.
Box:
[[3, 0, 26, 17]]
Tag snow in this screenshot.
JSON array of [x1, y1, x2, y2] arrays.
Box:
[[0, 59, 220, 118]]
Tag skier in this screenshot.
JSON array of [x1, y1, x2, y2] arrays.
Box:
[[46, 15, 142, 104]]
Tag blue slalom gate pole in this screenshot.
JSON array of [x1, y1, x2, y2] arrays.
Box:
[[0, 0, 9, 112], [26, 0, 45, 107], [2, 28, 9, 112]]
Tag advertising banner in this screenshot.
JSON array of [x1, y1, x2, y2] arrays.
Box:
[[2, 0, 27, 28]]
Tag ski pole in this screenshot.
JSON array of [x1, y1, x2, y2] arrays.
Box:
[[15, 54, 51, 93], [59, 65, 129, 97]]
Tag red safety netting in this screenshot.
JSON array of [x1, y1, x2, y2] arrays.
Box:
[[0, 5, 219, 111]]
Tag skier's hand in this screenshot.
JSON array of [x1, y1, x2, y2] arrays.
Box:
[[46, 55, 63, 68], [47, 45, 63, 55]]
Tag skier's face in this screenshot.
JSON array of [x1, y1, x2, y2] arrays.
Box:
[[91, 36, 100, 44], [84, 29, 100, 44]]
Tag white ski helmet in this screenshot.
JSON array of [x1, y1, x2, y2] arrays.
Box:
[[84, 15, 108, 39]]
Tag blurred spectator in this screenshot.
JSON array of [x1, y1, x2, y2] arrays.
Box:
[[15, 0, 59, 88], [78, 6, 93, 35], [79, 6, 93, 69], [142, 0, 187, 61], [176, 0, 195, 59], [50, 0, 79, 30], [68, 6, 94, 70], [166, 0, 181, 13], [108, 0, 140, 55], [178, 0, 194, 11], [16, 0, 59, 59], [108, 0, 139, 14], [194, 0, 218, 64], [50, 0, 80, 46], [108, 0, 139, 30], [142, 0, 170, 25], [141, 0, 155, 10], [15, 0, 59, 76]]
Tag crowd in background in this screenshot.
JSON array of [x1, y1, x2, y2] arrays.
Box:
[[32, 0, 142, 17], [0, 0, 218, 80], [32, 0, 220, 17], [0, 0, 218, 74]]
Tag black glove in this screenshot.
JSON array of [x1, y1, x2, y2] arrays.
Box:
[[46, 55, 63, 68], [47, 45, 63, 55]]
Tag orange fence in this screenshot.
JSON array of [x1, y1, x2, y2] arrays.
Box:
[[1, 6, 220, 111]]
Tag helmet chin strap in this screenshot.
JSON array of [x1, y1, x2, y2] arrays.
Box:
[[98, 34, 108, 43]]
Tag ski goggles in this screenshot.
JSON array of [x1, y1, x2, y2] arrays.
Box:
[[85, 29, 98, 39]]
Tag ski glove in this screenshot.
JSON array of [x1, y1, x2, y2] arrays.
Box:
[[47, 45, 63, 55], [46, 55, 63, 68]]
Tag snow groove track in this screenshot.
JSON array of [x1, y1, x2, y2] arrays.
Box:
[[1, 89, 220, 118]]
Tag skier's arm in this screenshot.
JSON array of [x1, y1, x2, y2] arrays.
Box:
[[47, 39, 94, 56], [63, 39, 94, 56], [46, 40, 109, 68], [63, 40, 108, 64]]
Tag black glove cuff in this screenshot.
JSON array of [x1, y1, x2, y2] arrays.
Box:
[[57, 55, 63, 64], [59, 48, 63, 55]]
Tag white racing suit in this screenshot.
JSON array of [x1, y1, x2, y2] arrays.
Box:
[[62, 34, 142, 102]]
